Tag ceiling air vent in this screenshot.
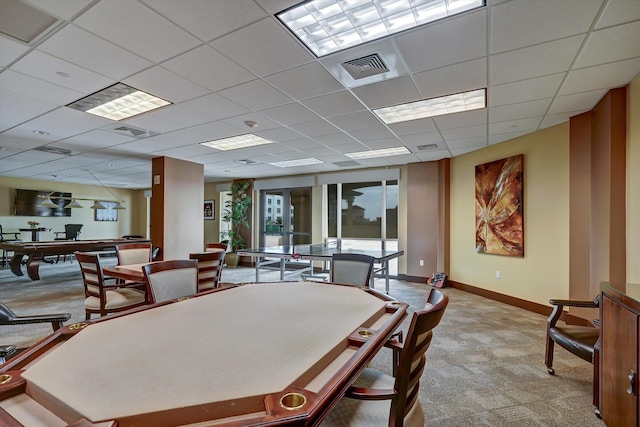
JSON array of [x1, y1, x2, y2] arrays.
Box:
[[341, 54, 389, 80], [333, 160, 360, 168], [234, 159, 258, 165], [34, 146, 72, 156], [417, 144, 439, 151], [102, 124, 158, 140]]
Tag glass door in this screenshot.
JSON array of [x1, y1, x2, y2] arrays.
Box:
[[260, 188, 311, 247]]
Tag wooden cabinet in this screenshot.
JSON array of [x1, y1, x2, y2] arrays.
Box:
[[600, 284, 640, 426]]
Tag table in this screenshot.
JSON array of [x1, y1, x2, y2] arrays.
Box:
[[18, 227, 51, 241], [238, 241, 404, 293], [0, 238, 151, 280], [103, 262, 151, 283], [0, 281, 407, 427]]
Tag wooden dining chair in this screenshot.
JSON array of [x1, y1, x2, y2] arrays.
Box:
[[330, 253, 375, 287], [206, 242, 228, 252], [321, 288, 449, 427], [189, 251, 226, 292], [116, 242, 153, 265], [75, 252, 147, 320], [142, 260, 198, 304]]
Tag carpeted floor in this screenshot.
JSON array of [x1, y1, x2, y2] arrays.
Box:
[[0, 260, 604, 426]]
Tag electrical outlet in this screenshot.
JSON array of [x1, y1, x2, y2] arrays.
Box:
[[419, 259, 424, 267], [496, 270, 501, 279]]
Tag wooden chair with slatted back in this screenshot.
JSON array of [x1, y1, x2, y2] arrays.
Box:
[[322, 288, 449, 427], [190, 251, 226, 292]]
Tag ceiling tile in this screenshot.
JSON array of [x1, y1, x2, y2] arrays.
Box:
[[37, 25, 152, 80], [301, 90, 366, 117], [395, 9, 487, 73], [142, 0, 268, 42], [547, 89, 607, 115], [596, 0, 640, 28], [326, 111, 382, 132], [211, 18, 313, 77], [74, 0, 201, 63], [124, 66, 210, 104], [489, 99, 552, 123], [490, 35, 584, 85], [180, 93, 250, 121], [352, 76, 420, 109], [489, 117, 543, 135], [489, 73, 564, 107], [560, 57, 640, 94], [0, 36, 29, 67], [163, 45, 255, 92], [574, 21, 640, 68], [491, 0, 601, 53], [259, 103, 320, 126], [413, 58, 487, 101], [265, 61, 343, 100], [0, 70, 84, 105], [218, 79, 292, 111]]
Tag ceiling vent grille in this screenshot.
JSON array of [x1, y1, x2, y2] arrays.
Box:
[[341, 54, 389, 80], [102, 124, 158, 139], [417, 144, 439, 151], [234, 159, 258, 165], [0, 0, 60, 44], [34, 146, 72, 156]]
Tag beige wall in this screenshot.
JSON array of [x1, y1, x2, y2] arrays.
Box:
[[628, 74, 640, 285], [0, 176, 141, 240], [449, 124, 571, 305]]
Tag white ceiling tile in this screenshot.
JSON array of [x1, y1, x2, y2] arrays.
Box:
[[540, 113, 578, 129], [490, 35, 585, 85], [449, 145, 482, 156], [348, 126, 395, 143], [25, 0, 93, 20], [327, 111, 382, 132], [395, 9, 487, 73], [388, 117, 437, 136], [489, 73, 565, 107], [415, 148, 452, 160], [434, 109, 488, 130], [489, 131, 529, 145], [10, 50, 113, 93], [596, 0, 640, 28], [399, 132, 443, 146], [489, 99, 552, 123], [124, 66, 210, 104], [352, 76, 420, 109], [301, 91, 366, 117], [547, 89, 607, 115], [55, 130, 134, 152], [4, 107, 110, 141], [0, 70, 84, 105], [37, 25, 152, 80], [0, 90, 57, 131], [445, 137, 487, 150], [74, 0, 200, 63], [219, 79, 293, 111], [180, 93, 250, 121], [413, 58, 487, 101], [163, 45, 254, 92], [574, 21, 640, 69], [290, 120, 340, 138], [259, 103, 320, 126], [489, 117, 543, 135], [0, 36, 29, 67], [491, 0, 601, 53], [125, 105, 213, 134], [440, 124, 486, 140], [211, 18, 313, 77], [254, 127, 304, 143], [142, 0, 268, 42], [313, 132, 360, 147], [560, 57, 640, 94], [265, 62, 343, 100]]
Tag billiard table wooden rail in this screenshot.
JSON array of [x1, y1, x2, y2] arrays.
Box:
[[0, 283, 407, 427]]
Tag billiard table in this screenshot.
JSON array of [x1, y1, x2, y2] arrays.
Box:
[[0, 281, 407, 426], [0, 238, 151, 280]]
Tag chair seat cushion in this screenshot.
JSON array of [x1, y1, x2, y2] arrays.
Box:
[[549, 325, 599, 362], [321, 368, 424, 427], [85, 288, 146, 310]]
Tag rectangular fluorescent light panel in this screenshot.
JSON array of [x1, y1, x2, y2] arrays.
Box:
[[201, 134, 273, 151], [270, 158, 324, 168], [346, 146, 410, 159], [277, 0, 485, 57], [67, 83, 171, 121], [374, 88, 486, 124]]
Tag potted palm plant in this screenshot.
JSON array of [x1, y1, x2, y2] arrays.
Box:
[[220, 180, 251, 267]]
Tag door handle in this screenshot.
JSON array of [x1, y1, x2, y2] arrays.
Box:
[[628, 370, 636, 395]]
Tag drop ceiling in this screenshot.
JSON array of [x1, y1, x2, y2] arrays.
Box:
[[0, 0, 639, 189]]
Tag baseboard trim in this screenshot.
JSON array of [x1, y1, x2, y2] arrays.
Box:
[[448, 280, 593, 327], [398, 274, 427, 283]]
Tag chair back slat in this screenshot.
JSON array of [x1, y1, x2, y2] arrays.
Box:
[[190, 251, 226, 291], [116, 243, 153, 265]]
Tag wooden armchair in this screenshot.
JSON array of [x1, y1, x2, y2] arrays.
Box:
[[545, 296, 600, 410], [322, 289, 449, 427]]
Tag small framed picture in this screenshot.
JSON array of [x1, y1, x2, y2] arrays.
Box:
[[204, 200, 215, 220]]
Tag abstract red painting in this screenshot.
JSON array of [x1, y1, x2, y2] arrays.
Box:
[[475, 154, 524, 257]]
